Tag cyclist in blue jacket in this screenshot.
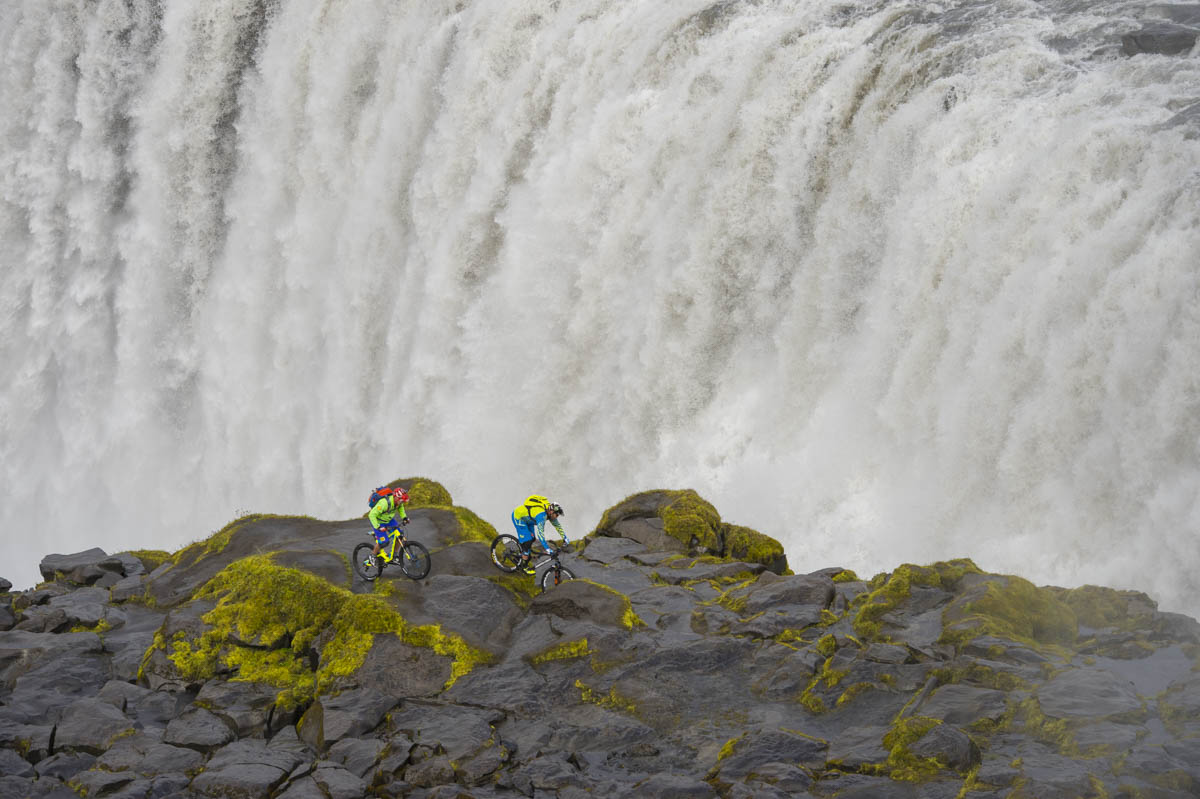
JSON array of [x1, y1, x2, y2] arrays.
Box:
[[511, 495, 568, 574]]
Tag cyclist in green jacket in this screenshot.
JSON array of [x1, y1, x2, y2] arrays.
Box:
[[368, 487, 410, 565]]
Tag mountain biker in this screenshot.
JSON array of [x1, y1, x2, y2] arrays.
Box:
[[511, 495, 568, 574], [368, 487, 410, 565]]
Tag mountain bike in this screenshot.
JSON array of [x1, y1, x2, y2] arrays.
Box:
[[353, 528, 430, 581], [488, 534, 576, 593]]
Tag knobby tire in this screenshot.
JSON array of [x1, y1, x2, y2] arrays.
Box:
[[489, 534, 523, 573], [399, 540, 431, 580], [352, 542, 382, 581]]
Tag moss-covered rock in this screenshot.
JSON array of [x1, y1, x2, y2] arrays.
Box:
[[592, 489, 788, 574], [852, 560, 982, 641], [381, 477, 496, 545], [941, 574, 1078, 652], [384, 476, 454, 507], [141, 554, 489, 710]]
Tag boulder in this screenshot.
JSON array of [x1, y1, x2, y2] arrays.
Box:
[[297, 687, 395, 751], [191, 738, 305, 797], [52, 698, 135, 755], [163, 706, 238, 752], [1122, 23, 1198, 55]]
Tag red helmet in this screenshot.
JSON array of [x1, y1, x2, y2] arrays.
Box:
[[395, 488, 410, 504]]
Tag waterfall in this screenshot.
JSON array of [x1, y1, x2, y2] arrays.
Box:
[[3, 0, 1198, 614]]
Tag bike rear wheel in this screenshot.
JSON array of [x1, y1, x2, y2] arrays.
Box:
[[353, 542, 382, 581], [399, 540, 431, 580], [489, 534, 523, 573], [538, 563, 576, 593]]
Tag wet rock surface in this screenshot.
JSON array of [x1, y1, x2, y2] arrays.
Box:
[[0, 485, 1196, 797]]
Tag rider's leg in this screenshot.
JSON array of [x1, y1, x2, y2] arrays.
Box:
[[512, 513, 536, 570], [372, 523, 393, 561]]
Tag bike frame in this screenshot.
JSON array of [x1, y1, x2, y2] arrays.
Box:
[[526, 546, 565, 572], [377, 530, 407, 564]]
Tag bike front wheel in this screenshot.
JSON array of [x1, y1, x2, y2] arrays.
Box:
[[352, 542, 382, 582], [538, 564, 576, 594], [489, 534, 523, 573], [399, 541, 431, 580]]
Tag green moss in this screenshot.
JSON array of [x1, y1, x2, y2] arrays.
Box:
[[122, 549, 172, 573], [883, 715, 944, 781], [575, 678, 638, 715], [659, 490, 724, 551], [816, 634, 838, 658], [380, 477, 495, 544], [69, 618, 112, 635], [148, 555, 489, 709], [941, 576, 1078, 653], [722, 524, 785, 569], [837, 681, 875, 707], [853, 560, 982, 641], [930, 662, 1029, 693], [717, 734, 744, 761], [171, 514, 305, 567], [528, 638, 591, 666], [448, 506, 498, 544], [1010, 696, 1076, 755], [832, 569, 860, 583], [385, 477, 453, 507]]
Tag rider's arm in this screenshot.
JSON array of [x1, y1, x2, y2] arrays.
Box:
[[549, 517, 567, 542], [368, 498, 389, 529], [533, 514, 550, 549]]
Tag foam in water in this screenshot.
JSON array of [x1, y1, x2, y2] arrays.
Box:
[[1, 0, 1198, 615]]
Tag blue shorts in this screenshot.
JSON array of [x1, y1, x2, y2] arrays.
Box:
[[374, 518, 401, 546], [511, 513, 536, 545]]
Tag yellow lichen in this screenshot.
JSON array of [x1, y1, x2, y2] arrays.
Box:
[[528, 638, 591, 665], [575, 678, 637, 715], [149, 555, 490, 709]]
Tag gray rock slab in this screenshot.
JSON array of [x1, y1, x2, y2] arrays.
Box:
[[0, 747, 35, 777], [352, 634, 453, 700], [918, 683, 1009, 726], [742, 573, 835, 613], [35, 751, 96, 780], [909, 723, 981, 771], [716, 730, 828, 778], [95, 732, 205, 775], [388, 702, 503, 761], [311, 763, 369, 799], [190, 739, 307, 797], [39, 548, 110, 581], [70, 768, 139, 796], [163, 706, 237, 752], [632, 773, 717, 798], [825, 725, 888, 769], [326, 736, 386, 778], [194, 678, 279, 738], [297, 687, 395, 751], [580, 536, 649, 564], [53, 697, 135, 754], [276, 776, 327, 799], [98, 680, 181, 732], [1038, 668, 1143, 720], [419, 574, 524, 652]]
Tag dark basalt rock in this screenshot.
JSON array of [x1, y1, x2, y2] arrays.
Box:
[[0, 487, 1196, 797], [1121, 22, 1199, 55]]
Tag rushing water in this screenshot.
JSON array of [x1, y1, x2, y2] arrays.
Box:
[[2, 0, 1198, 613]]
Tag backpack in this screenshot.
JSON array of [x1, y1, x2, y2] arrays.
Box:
[[368, 486, 409, 509]]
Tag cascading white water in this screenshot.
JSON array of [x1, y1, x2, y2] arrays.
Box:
[[2, 0, 1198, 613]]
